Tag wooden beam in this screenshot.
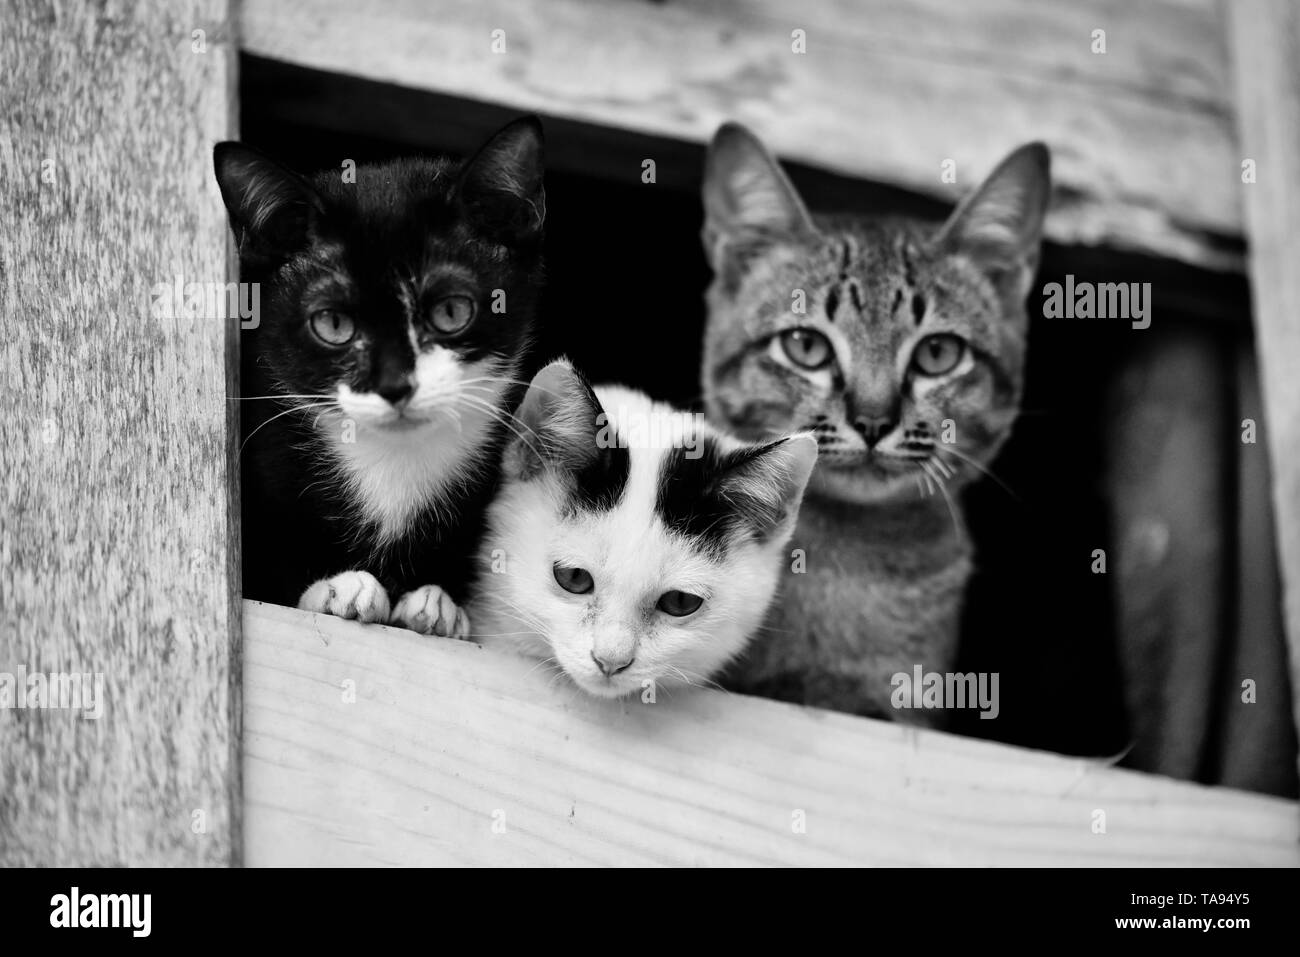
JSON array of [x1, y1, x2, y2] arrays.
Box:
[[239, 0, 1243, 270], [236, 56, 1251, 332], [1215, 341, 1299, 795], [1226, 0, 1300, 785], [0, 0, 240, 865], [244, 602, 1298, 866], [1104, 327, 1229, 782]]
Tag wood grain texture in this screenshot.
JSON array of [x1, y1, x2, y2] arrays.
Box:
[[0, 0, 240, 864], [1215, 342, 1298, 796], [240, 0, 1242, 270], [244, 602, 1298, 866], [1226, 0, 1300, 785]]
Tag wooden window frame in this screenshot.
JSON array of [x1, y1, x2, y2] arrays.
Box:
[[4, 0, 1298, 866]]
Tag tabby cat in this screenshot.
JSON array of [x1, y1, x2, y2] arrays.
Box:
[[699, 123, 1049, 722]]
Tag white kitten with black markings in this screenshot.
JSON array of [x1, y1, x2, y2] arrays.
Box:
[[466, 359, 817, 699]]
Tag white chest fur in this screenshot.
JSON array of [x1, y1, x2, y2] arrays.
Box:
[[325, 346, 507, 545], [328, 412, 487, 545]]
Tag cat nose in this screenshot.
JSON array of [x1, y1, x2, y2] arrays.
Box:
[[854, 416, 897, 447], [591, 650, 635, 677], [376, 375, 415, 408]]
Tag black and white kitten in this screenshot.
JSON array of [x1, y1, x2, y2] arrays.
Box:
[[213, 118, 545, 628], [468, 359, 818, 698]]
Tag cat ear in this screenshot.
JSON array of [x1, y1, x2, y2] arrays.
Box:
[[212, 142, 323, 260], [506, 359, 605, 481], [936, 142, 1050, 305], [456, 116, 546, 243], [715, 433, 818, 540], [702, 123, 816, 281]]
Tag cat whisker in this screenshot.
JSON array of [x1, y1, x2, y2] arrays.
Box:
[[309, 406, 337, 431], [543, 667, 579, 697], [480, 598, 547, 631], [479, 593, 549, 634], [665, 665, 727, 694], [229, 394, 334, 401], [912, 463, 936, 498], [922, 460, 964, 542], [647, 669, 689, 701], [457, 375, 534, 390], [430, 402, 465, 434], [934, 444, 1020, 501], [457, 392, 546, 463], [239, 401, 333, 456], [461, 376, 575, 405], [460, 380, 535, 409], [521, 655, 562, 679]]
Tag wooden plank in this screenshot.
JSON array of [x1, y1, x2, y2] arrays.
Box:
[[0, 0, 240, 865], [237, 56, 1251, 333], [1214, 342, 1299, 796], [1226, 0, 1300, 784], [243, 602, 1298, 866], [240, 0, 1242, 270]]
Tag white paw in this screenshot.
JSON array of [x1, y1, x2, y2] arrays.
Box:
[[391, 585, 470, 639], [298, 570, 391, 623]]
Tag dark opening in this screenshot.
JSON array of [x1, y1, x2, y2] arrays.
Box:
[[239, 55, 1294, 793]]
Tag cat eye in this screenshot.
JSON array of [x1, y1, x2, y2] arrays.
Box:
[[430, 295, 476, 335], [309, 309, 355, 346], [911, 334, 965, 376], [778, 329, 833, 370], [553, 563, 594, 595], [656, 590, 704, 617]]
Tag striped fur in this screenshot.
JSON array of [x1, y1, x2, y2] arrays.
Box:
[[700, 123, 1050, 721]]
